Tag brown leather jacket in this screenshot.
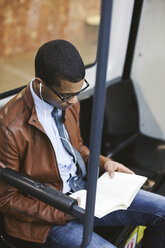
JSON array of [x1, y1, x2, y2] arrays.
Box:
[[0, 84, 110, 243]]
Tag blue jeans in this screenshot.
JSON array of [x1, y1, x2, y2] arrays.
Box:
[[44, 190, 165, 248]]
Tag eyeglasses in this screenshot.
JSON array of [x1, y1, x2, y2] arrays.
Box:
[[43, 79, 90, 102]]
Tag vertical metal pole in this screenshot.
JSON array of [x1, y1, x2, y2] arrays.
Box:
[[122, 0, 144, 79], [80, 0, 113, 247]]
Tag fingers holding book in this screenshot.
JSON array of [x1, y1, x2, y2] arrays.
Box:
[[104, 160, 135, 178]]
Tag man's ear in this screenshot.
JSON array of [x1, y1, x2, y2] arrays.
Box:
[[35, 77, 42, 85]]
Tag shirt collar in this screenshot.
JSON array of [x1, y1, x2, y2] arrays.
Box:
[[30, 79, 61, 115]]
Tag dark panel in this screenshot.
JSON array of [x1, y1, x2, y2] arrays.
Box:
[[105, 79, 139, 135], [112, 134, 165, 175], [80, 97, 93, 147]]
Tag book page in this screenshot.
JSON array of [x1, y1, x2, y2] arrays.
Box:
[[95, 172, 147, 217], [70, 172, 147, 218]]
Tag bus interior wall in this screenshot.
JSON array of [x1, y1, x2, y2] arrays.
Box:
[[80, 76, 165, 247]]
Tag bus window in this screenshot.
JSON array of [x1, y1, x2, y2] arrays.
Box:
[[0, 0, 100, 93]]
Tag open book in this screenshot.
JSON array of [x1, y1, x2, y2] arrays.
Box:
[[70, 172, 147, 218]]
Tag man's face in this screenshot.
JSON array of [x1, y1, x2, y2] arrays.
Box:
[[41, 79, 84, 110]]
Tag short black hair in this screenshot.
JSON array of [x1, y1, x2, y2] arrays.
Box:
[[35, 39, 85, 87]]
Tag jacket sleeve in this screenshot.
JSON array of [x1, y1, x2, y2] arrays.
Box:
[[0, 123, 70, 225], [76, 102, 111, 174]]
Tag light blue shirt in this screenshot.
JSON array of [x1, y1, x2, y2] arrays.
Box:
[[30, 80, 77, 193]]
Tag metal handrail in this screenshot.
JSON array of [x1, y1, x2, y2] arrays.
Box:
[[0, 168, 85, 220]]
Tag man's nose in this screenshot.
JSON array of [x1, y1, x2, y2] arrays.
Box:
[[67, 95, 78, 104]]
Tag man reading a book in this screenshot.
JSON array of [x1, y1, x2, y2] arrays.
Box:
[[0, 40, 165, 248]]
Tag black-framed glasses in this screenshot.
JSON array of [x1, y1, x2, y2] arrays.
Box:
[[43, 79, 90, 102]]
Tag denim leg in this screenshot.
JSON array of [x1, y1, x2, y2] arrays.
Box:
[[94, 189, 165, 248], [44, 190, 165, 248], [44, 220, 116, 248]]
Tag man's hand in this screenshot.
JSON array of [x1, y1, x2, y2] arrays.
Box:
[[104, 160, 134, 178]]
